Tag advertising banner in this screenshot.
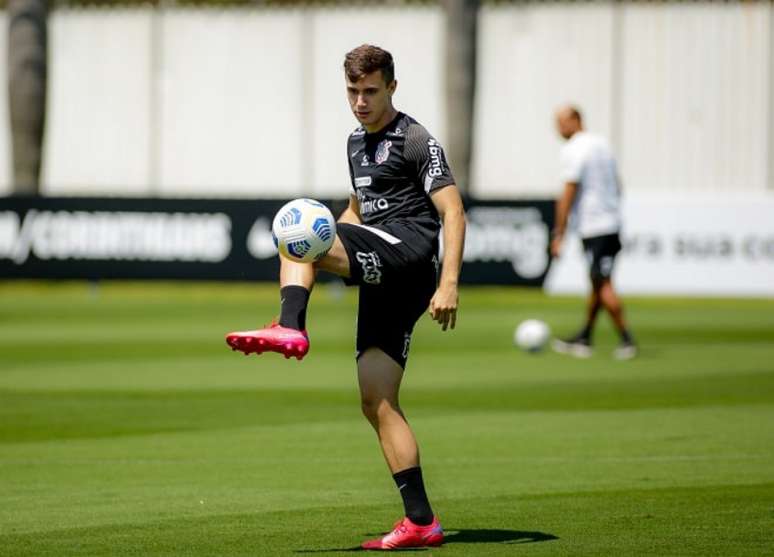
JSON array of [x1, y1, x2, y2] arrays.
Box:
[[456, 200, 553, 286], [0, 196, 554, 285], [545, 194, 774, 297]]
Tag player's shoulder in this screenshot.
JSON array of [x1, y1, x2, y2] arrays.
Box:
[[348, 125, 366, 143], [563, 131, 600, 155], [577, 131, 610, 148], [402, 114, 445, 160], [580, 133, 614, 160], [402, 114, 434, 142], [559, 137, 578, 159]]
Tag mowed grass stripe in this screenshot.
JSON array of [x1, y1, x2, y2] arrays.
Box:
[[1, 483, 771, 556], [3, 341, 773, 393], [2, 367, 774, 443]]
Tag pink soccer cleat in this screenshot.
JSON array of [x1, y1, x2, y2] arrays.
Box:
[[361, 516, 444, 550], [225, 321, 309, 360]]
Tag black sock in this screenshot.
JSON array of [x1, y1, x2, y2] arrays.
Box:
[[278, 285, 310, 330], [576, 325, 593, 342], [393, 466, 434, 526], [620, 329, 634, 344]]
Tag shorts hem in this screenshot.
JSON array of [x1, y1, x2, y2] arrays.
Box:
[[356, 345, 407, 370], [336, 223, 361, 286]]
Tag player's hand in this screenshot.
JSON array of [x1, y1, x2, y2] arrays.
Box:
[[550, 236, 563, 258], [429, 283, 458, 331]]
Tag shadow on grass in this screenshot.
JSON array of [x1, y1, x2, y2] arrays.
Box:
[[295, 528, 558, 552], [446, 529, 558, 544]]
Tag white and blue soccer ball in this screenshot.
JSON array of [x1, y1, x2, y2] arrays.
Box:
[[272, 198, 336, 263], [514, 319, 551, 353]]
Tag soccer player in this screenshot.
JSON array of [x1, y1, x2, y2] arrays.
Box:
[[550, 105, 637, 360], [226, 45, 466, 550]]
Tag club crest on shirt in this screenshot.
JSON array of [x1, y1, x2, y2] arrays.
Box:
[[375, 140, 392, 165]]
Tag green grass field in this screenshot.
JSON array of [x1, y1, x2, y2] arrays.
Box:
[[1, 281, 773, 556]]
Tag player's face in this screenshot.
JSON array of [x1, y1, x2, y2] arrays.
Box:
[[346, 71, 397, 131], [556, 113, 580, 140]]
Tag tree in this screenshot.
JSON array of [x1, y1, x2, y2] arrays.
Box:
[[8, 0, 48, 195], [443, 0, 478, 195]]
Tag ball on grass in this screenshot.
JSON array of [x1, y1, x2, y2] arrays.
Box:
[[514, 319, 551, 353]]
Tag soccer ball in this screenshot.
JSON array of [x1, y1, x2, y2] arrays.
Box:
[[272, 198, 336, 263], [514, 319, 551, 353]]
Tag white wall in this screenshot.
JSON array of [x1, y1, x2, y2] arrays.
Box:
[[0, 3, 771, 197], [43, 9, 154, 195], [472, 3, 615, 198], [158, 9, 308, 197], [33, 6, 445, 198], [618, 2, 770, 194], [473, 1, 772, 198]]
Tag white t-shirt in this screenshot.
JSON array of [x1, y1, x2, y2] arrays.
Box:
[[559, 131, 621, 239]]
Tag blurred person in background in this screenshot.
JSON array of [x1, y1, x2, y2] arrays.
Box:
[[550, 105, 637, 360], [227, 44, 466, 550]]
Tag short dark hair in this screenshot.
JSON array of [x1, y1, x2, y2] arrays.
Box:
[[568, 106, 583, 123], [344, 44, 395, 84]]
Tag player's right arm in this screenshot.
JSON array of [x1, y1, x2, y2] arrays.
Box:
[[552, 142, 582, 257], [339, 141, 363, 225], [551, 181, 577, 258], [338, 194, 362, 225]]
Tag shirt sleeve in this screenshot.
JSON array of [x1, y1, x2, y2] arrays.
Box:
[[559, 143, 583, 183], [347, 139, 356, 194], [404, 124, 456, 194]]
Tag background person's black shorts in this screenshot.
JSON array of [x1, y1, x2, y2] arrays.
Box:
[[336, 223, 438, 369], [582, 232, 622, 282]]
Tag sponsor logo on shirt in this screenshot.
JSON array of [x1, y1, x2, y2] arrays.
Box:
[[427, 138, 444, 178], [354, 176, 372, 188], [360, 154, 370, 167], [375, 140, 392, 165], [360, 198, 389, 214], [357, 190, 389, 214]]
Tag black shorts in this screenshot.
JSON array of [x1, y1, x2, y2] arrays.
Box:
[[336, 223, 438, 369], [582, 232, 622, 282]]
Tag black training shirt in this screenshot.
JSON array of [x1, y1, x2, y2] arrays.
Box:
[[347, 112, 455, 249]]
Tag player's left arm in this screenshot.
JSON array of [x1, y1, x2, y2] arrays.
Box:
[[429, 185, 466, 331]]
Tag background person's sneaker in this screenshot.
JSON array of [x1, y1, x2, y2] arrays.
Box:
[[614, 340, 638, 360], [552, 334, 593, 358]]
